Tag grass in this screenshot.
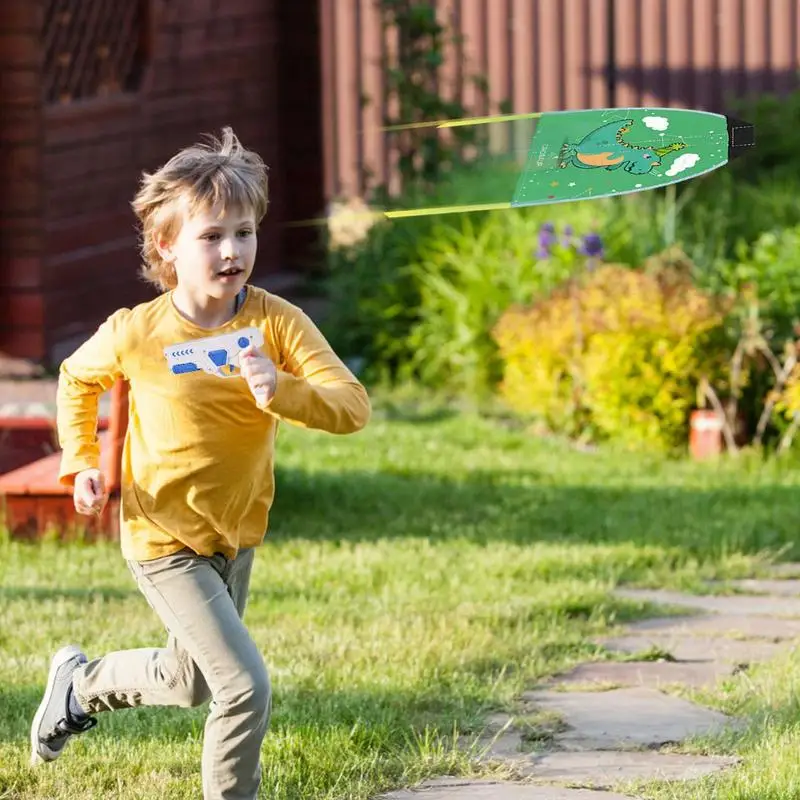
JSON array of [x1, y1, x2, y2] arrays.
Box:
[[3, 399, 800, 798]]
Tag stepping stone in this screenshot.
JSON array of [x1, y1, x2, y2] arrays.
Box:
[[600, 634, 789, 664], [769, 563, 800, 579], [379, 780, 637, 799], [727, 579, 800, 597], [521, 688, 738, 750], [550, 660, 735, 689], [525, 750, 740, 786], [615, 588, 800, 617], [623, 613, 800, 641]]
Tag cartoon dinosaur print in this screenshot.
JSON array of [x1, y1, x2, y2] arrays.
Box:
[[558, 119, 686, 175]]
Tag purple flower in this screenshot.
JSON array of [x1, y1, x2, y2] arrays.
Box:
[[561, 224, 574, 248], [536, 222, 557, 259], [580, 232, 604, 259]]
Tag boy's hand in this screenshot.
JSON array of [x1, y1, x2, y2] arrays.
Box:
[[73, 469, 108, 516], [239, 344, 277, 407]]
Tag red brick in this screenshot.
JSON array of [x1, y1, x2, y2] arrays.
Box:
[[0, 69, 40, 103], [45, 279, 154, 337], [152, 25, 182, 56], [0, 107, 40, 144], [44, 238, 139, 292], [0, 2, 42, 30], [0, 224, 42, 254], [0, 255, 43, 288], [177, 17, 274, 59], [4, 144, 39, 182], [43, 99, 141, 146], [0, 325, 45, 361], [0, 33, 39, 68], [0, 179, 40, 214], [43, 138, 136, 184], [45, 212, 134, 258], [0, 289, 44, 326], [210, 0, 265, 18]]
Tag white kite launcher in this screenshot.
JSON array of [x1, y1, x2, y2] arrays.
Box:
[[163, 327, 268, 404]]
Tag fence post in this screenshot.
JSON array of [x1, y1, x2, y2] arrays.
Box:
[[606, 0, 616, 107], [107, 379, 128, 491]]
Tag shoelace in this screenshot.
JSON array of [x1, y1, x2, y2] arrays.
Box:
[[47, 714, 97, 740]]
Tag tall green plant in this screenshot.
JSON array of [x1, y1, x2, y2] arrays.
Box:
[[401, 207, 610, 395], [375, 0, 497, 198]]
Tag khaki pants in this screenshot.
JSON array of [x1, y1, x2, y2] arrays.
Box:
[[72, 547, 271, 800]]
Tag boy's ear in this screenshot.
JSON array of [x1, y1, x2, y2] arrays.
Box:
[[153, 232, 176, 263]]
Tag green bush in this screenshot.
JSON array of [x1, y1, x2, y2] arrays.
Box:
[[321, 165, 617, 386], [321, 89, 800, 395], [700, 224, 800, 345], [492, 262, 733, 451], [726, 90, 800, 182], [322, 210, 427, 384], [399, 207, 611, 395]]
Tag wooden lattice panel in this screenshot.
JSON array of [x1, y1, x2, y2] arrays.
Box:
[[43, 0, 148, 105]]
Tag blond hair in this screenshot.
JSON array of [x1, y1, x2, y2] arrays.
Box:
[[131, 127, 269, 292]]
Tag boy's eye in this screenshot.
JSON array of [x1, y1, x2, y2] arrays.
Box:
[[202, 233, 220, 241], [237, 229, 253, 238]]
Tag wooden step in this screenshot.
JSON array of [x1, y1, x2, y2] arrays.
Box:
[[0, 417, 109, 474], [0, 430, 122, 540], [0, 379, 129, 541]]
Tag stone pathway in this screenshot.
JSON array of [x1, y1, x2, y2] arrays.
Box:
[[378, 564, 800, 799]]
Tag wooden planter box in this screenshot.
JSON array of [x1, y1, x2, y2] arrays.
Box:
[[0, 381, 127, 540]]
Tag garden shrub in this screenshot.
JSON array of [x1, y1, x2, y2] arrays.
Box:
[[399, 207, 608, 395], [321, 166, 625, 389], [700, 224, 800, 346], [492, 259, 733, 451], [321, 83, 800, 395], [321, 203, 430, 384]]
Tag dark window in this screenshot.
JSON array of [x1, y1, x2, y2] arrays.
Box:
[[43, 0, 149, 105]]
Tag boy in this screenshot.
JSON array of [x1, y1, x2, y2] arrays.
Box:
[[29, 128, 371, 800]]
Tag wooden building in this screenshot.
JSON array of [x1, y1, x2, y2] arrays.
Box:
[[0, 0, 324, 368], [2, 0, 800, 369]]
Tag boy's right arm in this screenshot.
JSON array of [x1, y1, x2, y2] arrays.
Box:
[[56, 309, 128, 487]]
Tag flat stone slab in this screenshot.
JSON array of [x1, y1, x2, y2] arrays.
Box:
[[522, 688, 737, 750], [623, 613, 800, 640], [769, 563, 800, 579], [379, 780, 637, 799], [526, 750, 740, 785], [615, 588, 800, 617], [550, 660, 735, 689], [600, 634, 789, 664], [727, 579, 800, 596]]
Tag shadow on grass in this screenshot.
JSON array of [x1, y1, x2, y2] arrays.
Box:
[[269, 465, 800, 561], [0, 677, 501, 750], [0, 586, 136, 602]]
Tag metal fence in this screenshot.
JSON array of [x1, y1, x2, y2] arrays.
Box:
[[321, 0, 800, 199]]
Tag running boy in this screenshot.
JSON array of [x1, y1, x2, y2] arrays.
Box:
[[29, 127, 371, 800]]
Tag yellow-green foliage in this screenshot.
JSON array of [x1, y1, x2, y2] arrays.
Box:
[[492, 264, 731, 450], [776, 360, 800, 422]]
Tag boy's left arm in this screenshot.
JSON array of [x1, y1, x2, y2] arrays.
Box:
[[263, 304, 371, 434]]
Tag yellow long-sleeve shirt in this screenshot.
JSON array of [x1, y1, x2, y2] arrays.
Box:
[[56, 286, 371, 562]]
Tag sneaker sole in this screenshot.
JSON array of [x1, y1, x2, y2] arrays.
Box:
[[30, 644, 85, 766]]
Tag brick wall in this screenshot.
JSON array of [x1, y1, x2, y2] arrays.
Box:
[[41, 0, 283, 365], [0, 0, 322, 368], [0, 2, 44, 360]]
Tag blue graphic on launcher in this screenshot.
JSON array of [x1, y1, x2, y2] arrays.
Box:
[[164, 330, 263, 379]]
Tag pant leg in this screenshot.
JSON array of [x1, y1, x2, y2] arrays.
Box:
[[74, 547, 270, 800], [74, 550, 218, 712]]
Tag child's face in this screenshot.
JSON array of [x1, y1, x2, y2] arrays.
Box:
[[160, 201, 258, 300]]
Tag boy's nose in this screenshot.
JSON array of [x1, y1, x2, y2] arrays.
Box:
[[220, 238, 238, 260]]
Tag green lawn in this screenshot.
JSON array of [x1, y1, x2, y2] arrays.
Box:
[[2, 402, 800, 799]]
